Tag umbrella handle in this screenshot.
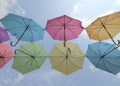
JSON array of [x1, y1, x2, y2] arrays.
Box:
[[10, 25, 29, 47], [10, 40, 20, 47], [117, 40, 120, 45], [14, 49, 19, 55]]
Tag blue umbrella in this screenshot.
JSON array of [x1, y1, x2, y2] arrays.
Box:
[[0, 13, 44, 46], [86, 42, 120, 75]]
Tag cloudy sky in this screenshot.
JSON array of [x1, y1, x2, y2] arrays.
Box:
[[1, 0, 120, 86]]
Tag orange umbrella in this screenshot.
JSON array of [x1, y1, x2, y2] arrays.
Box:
[[0, 44, 13, 68], [86, 12, 120, 45]]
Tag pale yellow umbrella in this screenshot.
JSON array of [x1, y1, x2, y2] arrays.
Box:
[[49, 42, 84, 75], [86, 11, 120, 45]]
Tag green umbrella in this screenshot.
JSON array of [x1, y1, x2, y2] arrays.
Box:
[[12, 43, 47, 74]]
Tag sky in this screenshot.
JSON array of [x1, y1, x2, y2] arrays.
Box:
[[1, 0, 120, 86]]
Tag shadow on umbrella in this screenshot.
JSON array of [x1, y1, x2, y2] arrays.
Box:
[[86, 42, 120, 75]]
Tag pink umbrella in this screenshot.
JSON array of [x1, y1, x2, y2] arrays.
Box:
[[0, 44, 13, 68], [46, 15, 84, 46], [0, 27, 10, 43]]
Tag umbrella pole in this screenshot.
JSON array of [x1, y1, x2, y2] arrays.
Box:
[[10, 25, 29, 47], [63, 24, 66, 47], [99, 18, 119, 45], [63, 15, 66, 47]]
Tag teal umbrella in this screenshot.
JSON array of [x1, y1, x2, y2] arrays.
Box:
[[12, 43, 47, 74], [0, 13, 44, 46], [86, 42, 120, 74]]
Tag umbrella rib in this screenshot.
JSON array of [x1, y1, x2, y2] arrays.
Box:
[[46, 25, 62, 29], [52, 27, 63, 39], [55, 16, 72, 24], [55, 46, 66, 56], [28, 27, 34, 42], [3, 20, 25, 26], [67, 27, 79, 38], [30, 26, 44, 39], [56, 18, 64, 24], [88, 46, 99, 56], [67, 58, 81, 68], [105, 59, 120, 67], [17, 49, 32, 57], [64, 17, 73, 24], [34, 58, 41, 67], [103, 60, 116, 74], [97, 26, 102, 41], [7, 26, 26, 30], [13, 58, 33, 67], [98, 42, 102, 56], [102, 46, 115, 57], [66, 58, 68, 74], [35, 46, 44, 56], [27, 59, 34, 72], [87, 25, 103, 40], [52, 58, 66, 68], [21, 17, 27, 26], [98, 18, 117, 45], [21, 47, 32, 55]]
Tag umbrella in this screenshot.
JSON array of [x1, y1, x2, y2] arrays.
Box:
[[0, 26, 10, 43], [0, 13, 45, 46], [12, 43, 47, 74], [86, 42, 120, 74], [86, 11, 120, 45], [0, 43, 13, 68], [46, 15, 84, 46], [49, 42, 84, 75]]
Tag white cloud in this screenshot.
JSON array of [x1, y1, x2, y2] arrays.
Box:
[[71, 2, 82, 16], [0, 0, 26, 19], [80, 18, 93, 27], [0, 73, 24, 85], [115, 0, 120, 6], [116, 73, 120, 79]]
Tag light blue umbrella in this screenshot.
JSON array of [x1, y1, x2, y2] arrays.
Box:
[[86, 42, 120, 75], [0, 13, 44, 46]]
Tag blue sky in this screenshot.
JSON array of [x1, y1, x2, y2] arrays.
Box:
[[1, 0, 120, 86]]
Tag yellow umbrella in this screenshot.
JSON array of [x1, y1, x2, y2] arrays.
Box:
[[86, 11, 120, 45], [49, 42, 84, 75]]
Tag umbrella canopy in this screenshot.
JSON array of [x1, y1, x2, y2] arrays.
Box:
[[86, 11, 120, 45], [0, 44, 13, 68], [46, 15, 84, 46], [0, 13, 45, 46], [49, 42, 84, 75], [0, 27, 10, 43], [86, 42, 120, 74], [12, 43, 47, 74]]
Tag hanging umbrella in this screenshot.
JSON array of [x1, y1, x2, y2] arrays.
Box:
[[0, 43, 13, 68], [86, 11, 120, 45], [46, 15, 84, 46], [0, 26, 10, 43], [12, 43, 47, 74], [86, 42, 120, 74], [49, 42, 84, 75], [0, 13, 45, 46]]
